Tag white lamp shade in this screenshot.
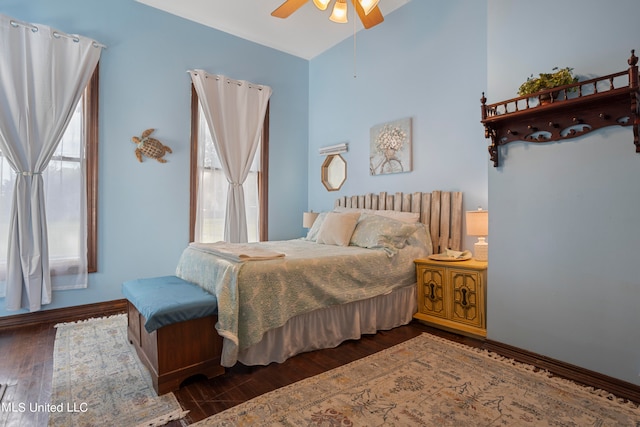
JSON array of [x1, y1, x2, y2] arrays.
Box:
[[330, 0, 348, 23], [303, 211, 320, 228], [466, 209, 488, 261], [313, 0, 331, 10], [358, 0, 380, 15], [466, 209, 488, 236]]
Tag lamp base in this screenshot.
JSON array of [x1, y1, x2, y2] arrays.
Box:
[[473, 237, 488, 261]]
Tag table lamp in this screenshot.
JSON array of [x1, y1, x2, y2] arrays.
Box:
[[303, 211, 319, 228], [466, 208, 488, 261]]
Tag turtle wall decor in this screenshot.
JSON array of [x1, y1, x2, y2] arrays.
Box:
[[131, 128, 172, 163]]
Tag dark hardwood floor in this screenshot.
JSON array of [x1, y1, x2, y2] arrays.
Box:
[[170, 322, 483, 425], [1, 315, 638, 426], [0, 321, 57, 427], [0, 317, 479, 426]]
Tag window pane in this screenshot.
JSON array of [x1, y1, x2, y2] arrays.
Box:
[[0, 155, 12, 263], [0, 65, 99, 298], [196, 106, 259, 243], [0, 100, 84, 288], [56, 103, 83, 158]]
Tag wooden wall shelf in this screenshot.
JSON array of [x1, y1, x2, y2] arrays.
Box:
[[481, 50, 639, 167]]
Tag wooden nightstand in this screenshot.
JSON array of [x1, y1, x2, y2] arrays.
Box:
[[414, 258, 487, 338]]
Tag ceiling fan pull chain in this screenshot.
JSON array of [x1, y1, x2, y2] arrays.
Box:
[[353, 9, 357, 79]]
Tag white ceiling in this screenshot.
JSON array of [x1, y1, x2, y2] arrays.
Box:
[[135, 0, 411, 60]]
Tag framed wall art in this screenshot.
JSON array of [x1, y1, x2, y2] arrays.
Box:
[[369, 117, 412, 175]]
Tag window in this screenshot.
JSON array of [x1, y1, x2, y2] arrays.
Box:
[[0, 65, 98, 295], [190, 85, 269, 242]]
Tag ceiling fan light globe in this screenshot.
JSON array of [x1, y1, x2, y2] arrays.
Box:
[[329, 0, 348, 23], [358, 0, 379, 15], [312, 0, 331, 11]]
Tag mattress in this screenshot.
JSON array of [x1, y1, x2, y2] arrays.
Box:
[[176, 237, 429, 367]]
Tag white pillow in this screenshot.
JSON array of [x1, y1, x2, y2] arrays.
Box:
[[316, 212, 360, 246], [334, 206, 420, 223]]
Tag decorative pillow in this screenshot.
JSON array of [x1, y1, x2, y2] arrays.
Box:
[[350, 213, 418, 256], [334, 206, 420, 223], [304, 212, 327, 242], [406, 222, 433, 255], [316, 212, 361, 246]]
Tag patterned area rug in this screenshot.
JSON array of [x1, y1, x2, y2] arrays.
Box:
[[49, 314, 187, 427], [194, 333, 640, 426]]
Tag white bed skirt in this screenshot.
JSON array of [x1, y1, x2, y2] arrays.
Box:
[[236, 283, 417, 366]]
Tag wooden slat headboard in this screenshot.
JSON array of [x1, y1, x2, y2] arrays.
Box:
[[335, 191, 463, 254]]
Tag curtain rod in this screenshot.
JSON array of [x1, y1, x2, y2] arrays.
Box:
[[9, 18, 106, 49], [187, 70, 264, 90]]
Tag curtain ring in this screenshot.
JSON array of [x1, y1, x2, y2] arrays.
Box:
[[9, 20, 38, 32], [53, 31, 79, 43]]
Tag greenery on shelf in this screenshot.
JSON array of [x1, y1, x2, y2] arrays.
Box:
[[517, 67, 579, 97]]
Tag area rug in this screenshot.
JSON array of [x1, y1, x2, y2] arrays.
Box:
[[49, 314, 187, 427], [194, 333, 640, 426]]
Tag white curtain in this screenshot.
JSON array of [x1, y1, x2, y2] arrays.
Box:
[[189, 70, 271, 243], [0, 14, 102, 311]]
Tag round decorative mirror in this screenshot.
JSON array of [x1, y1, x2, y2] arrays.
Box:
[[321, 154, 347, 191]]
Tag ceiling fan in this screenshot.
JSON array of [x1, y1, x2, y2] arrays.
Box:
[[271, 0, 384, 29]]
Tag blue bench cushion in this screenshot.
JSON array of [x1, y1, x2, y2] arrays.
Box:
[[122, 275, 217, 333]]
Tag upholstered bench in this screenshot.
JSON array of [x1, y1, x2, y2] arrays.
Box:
[[122, 275, 224, 395]]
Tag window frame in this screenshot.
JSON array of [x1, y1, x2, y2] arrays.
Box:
[[189, 84, 269, 242], [85, 64, 99, 273]]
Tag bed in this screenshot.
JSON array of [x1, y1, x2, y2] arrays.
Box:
[[175, 190, 463, 368]]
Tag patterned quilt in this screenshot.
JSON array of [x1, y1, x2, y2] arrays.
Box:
[[176, 238, 429, 367]]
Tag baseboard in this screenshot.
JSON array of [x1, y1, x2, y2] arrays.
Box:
[[484, 339, 640, 404], [0, 299, 127, 330]]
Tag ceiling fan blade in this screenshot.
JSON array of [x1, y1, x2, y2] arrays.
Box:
[[351, 0, 384, 29], [271, 0, 309, 18]]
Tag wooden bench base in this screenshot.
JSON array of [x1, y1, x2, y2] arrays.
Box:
[[126, 301, 225, 395]]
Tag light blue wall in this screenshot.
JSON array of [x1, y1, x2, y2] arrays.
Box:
[[4, 0, 638, 389], [487, 0, 640, 385], [311, 0, 640, 386], [308, 0, 488, 252], [0, 0, 308, 316]]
